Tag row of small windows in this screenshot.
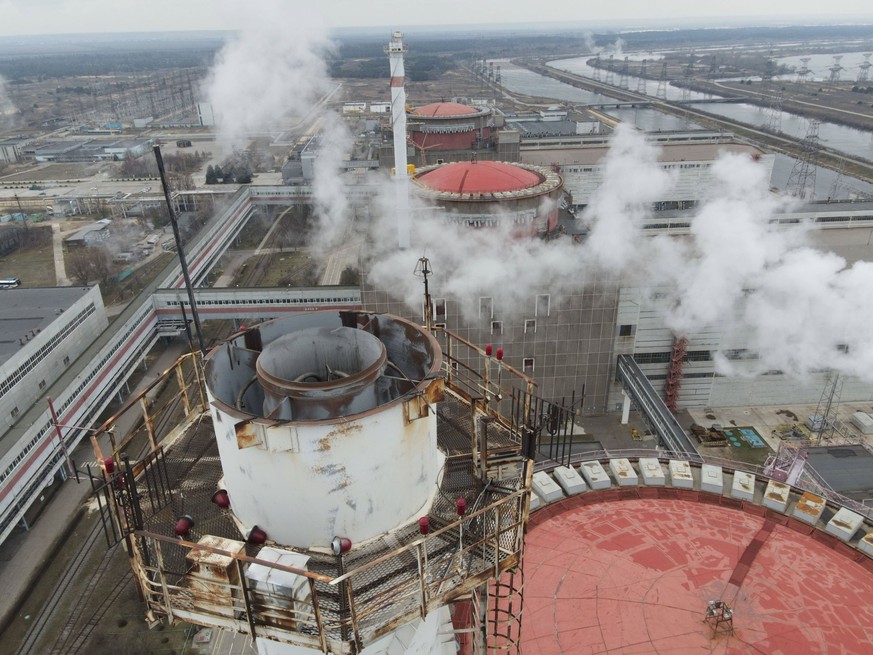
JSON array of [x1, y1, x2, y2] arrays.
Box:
[[1, 308, 153, 486], [0, 336, 153, 535], [431, 295, 551, 322], [647, 372, 714, 381], [0, 303, 96, 399], [490, 319, 538, 335], [167, 297, 357, 307], [633, 350, 713, 364]]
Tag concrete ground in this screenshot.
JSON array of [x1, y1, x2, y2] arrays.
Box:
[[686, 402, 873, 452]]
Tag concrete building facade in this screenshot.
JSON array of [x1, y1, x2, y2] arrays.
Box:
[[0, 286, 108, 440]]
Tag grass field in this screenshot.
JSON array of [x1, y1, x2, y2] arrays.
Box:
[[256, 251, 318, 287], [0, 226, 56, 287]]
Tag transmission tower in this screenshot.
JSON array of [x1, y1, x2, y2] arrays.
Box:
[[637, 59, 648, 94], [763, 89, 784, 133], [858, 53, 872, 85], [828, 55, 844, 86], [618, 56, 630, 89], [656, 61, 668, 99], [605, 55, 615, 86], [762, 46, 776, 87], [786, 119, 820, 200], [796, 56, 812, 83], [495, 65, 502, 86], [681, 52, 695, 101], [812, 372, 844, 442]]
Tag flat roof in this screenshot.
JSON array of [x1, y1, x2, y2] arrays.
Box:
[[0, 287, 94, 362], [512, 120, 580, 137], [65, 222, 110, 242], [522, 142, 761, 167], [523, 498, 873, 653], [806, 445, 873, 502]]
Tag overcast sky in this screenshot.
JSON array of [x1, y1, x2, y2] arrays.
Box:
[[0, 0, 872, 37]]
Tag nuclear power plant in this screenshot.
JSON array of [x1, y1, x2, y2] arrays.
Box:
[[4, 24, 873, 655]]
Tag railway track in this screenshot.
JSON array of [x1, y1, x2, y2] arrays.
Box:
[[13, 518, 108, 655], [45, 549, 128, 655]]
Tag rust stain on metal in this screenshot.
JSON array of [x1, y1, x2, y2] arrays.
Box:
[[795, 492, 824, 516], [326, 422, 363, 439], [424, 379, 445, 404], [235, 421, 260, 449]]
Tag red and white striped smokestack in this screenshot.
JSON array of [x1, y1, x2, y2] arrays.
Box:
[[385, 31, 411, 249]]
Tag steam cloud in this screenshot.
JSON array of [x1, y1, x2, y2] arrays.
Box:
[[204, 1, 334, 145], [365, 123, 873, 382], [0, 75, 17, 128], [582, 34, 626, 57], [202, 17, 873, 383]]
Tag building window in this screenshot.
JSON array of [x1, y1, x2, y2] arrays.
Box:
[[434, 298, 447, 321], [536, 294, 550, 317], [491, 321, 503, 335], [11, 407, 19, 418], [479, 297, 493, 319], [525, 319, 536, 334], [434, 323, 446, 330], [523, 358, 535, 374], [39, 380, 46, 390], [63, 356, 70, 366], [618, 324, 635, 337]]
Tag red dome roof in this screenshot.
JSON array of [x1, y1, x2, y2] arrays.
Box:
[[416, 161, 543, 194], [411, 102, 478, 117]]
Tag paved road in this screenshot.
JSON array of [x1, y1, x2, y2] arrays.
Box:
[[51, 223, 70, 286]]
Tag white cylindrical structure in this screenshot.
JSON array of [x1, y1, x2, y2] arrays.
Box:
[[386, 31, 411, 249], [203, 311, 445, 550]]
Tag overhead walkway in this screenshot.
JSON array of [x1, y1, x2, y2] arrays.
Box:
[[615, 354, 701, 461]]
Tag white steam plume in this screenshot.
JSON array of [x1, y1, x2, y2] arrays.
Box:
[[0, 75, 17, 128], [583, 35, 626, 57], [364, 123, 873, 382], [309, 112, 354, 258], [583, 125, 673, 271], [204, 1, 333, 145]]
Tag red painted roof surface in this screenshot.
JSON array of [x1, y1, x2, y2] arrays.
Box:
[[416, 162, 542, 194], [522, 499, 873, 654], [411, 102, 478, 117]]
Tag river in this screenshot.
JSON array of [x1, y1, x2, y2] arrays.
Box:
[[494, 60, 873, 200], [528, 56, 873, 163]]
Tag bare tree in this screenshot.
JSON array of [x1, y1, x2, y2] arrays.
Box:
[[67, 249, 93, 285]]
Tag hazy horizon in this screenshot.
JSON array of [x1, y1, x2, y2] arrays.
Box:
[[1, 0, 872, 39]]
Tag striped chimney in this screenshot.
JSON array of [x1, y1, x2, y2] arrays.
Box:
[[385, 31, 410, 249]]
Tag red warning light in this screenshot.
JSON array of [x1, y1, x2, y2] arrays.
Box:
[[246, 526, 268, 544], [211, 489, 230, 509], [175, 515, 194, 537]]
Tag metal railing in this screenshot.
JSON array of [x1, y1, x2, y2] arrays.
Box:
[[132, 488, 528, 653]]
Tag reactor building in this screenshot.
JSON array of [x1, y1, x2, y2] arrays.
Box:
[[412, 160, 563, 235]]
